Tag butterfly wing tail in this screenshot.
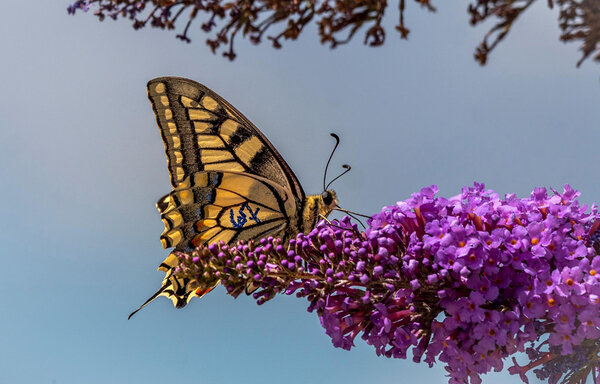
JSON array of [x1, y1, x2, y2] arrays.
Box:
[[128, 253, 212, 319], [128, 280, 169, 320]]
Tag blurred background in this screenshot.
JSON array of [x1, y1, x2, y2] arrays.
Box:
[[1, 1, 598, 383]]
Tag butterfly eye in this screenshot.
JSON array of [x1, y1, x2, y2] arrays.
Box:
[[321, 191, 333, 206]]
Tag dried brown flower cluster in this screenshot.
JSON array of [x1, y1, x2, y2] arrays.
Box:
[[68, 0, 599, 63], [469, 0, 600, 66]]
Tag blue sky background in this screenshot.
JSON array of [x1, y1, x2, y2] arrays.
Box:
[[1, 1, 599, 383]]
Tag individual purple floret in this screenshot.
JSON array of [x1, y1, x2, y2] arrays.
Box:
[[174, 183, 600, 384]]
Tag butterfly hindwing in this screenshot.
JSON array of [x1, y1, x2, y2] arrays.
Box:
[[157, 171, 298, 253], [128, 170, 299, 318], [146, 77, 305, 202]]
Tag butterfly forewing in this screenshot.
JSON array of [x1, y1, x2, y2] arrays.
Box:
[[147, 77, 305, 201]]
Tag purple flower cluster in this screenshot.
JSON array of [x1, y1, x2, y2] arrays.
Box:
[[174, 183, 600, 384], [386, 183, 600, 383]]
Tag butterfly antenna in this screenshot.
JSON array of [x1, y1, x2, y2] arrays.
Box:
[[323, 133, 341, 191], [325, 164, 351, 190]]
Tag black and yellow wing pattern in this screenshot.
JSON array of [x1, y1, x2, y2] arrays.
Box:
[[148, 77, 304, 196], [130, 77, 335, 317], [157, 171, 299, 250]]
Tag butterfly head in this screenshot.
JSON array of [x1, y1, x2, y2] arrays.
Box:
[[301, 190, 337, 233], [319, 190, 338, 216]]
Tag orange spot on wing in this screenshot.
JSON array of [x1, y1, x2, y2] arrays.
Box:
[[195, 287, 215, 298]]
